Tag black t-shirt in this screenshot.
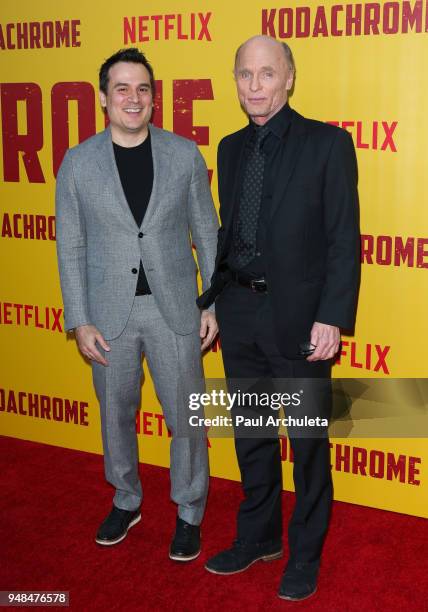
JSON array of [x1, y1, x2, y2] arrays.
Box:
[[113, 134, 154, 294]]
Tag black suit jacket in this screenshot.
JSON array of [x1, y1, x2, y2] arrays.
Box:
[[198, 107, 360, 359]]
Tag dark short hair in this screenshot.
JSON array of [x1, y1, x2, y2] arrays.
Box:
[[99, 48, 156, 96]]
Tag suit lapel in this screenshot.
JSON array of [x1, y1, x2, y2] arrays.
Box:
[[95, 124, 172, 232], [222, 128, 249, 232], [141, 124, 172, 230], [95, 126, 138, 231], [269, 111, 308, 221]]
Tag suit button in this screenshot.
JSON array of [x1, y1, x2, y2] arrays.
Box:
[[256, 251, 261, 256], [138, 232, 143, 238], [132, 268, 138, 274]]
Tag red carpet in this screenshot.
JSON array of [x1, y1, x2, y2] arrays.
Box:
[[1, 436, 427, 611]]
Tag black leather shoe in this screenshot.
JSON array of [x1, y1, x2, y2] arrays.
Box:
[[205, 539, 283, 575], [278, 560, 319, 601], [169, 517, 201, 561], [95, 505, 141, 546]]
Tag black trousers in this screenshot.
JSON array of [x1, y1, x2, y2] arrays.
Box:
[[215, 282, 333, 564]]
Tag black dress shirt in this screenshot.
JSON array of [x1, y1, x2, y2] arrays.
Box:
[[228, 103, 293, 278]]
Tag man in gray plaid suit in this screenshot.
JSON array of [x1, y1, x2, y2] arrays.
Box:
[[55, 48, 218, 559]]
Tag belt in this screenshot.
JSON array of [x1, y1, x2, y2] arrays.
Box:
[[231, 271, 268, 293]]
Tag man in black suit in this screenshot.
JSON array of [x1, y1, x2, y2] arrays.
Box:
[[198, 36, 360, 601]]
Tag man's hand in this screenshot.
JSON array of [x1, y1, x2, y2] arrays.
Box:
[[306, 322, 340, 362], [200, 310, 218, 351], [75, 324, 111, 366]]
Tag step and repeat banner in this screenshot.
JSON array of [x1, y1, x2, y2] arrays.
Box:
[[0, 1, 427, 518]]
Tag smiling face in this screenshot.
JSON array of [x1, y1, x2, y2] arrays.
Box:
[[235, 37, 294, 126], [99, 61, 153, 145]]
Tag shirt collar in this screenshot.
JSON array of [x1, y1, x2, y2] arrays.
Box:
[[249, 102, 292, 140]]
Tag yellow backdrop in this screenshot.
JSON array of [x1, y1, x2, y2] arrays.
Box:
[[1, 0, 427, 518]]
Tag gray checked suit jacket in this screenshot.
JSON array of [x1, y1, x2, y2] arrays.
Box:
[[55, 124, 219, 339]]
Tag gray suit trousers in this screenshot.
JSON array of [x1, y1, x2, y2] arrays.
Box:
[[91, 294, 208, 526]]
